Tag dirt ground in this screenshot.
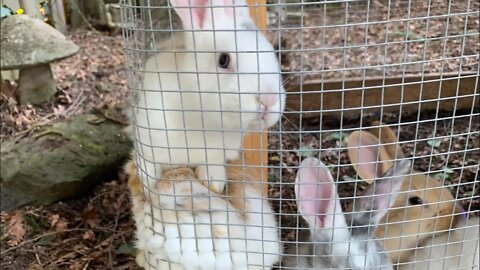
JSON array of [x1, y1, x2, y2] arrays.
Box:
[[267, 0, 479, 82], [268, 113, 480, 241], [1, 0, 479, 269]]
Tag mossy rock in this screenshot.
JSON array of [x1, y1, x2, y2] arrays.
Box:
[[0, 113, 132, 211]]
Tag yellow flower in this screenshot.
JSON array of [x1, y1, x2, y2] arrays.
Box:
[[16, 8, 24, 15]]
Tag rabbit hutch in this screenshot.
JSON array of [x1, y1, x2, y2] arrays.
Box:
[[119, 0, 479, 269]]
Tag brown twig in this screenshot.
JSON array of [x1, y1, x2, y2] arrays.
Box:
[[64, 88, 87, 118], [11, 113, 57, 142], [33, 245, 43, 267], [0, 228, 87, 255]]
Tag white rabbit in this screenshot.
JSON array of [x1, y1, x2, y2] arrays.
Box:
[[132, 0, 286, 193], [398, 216, 479, 270], [126, 159, 282, 270], [283, 157, 410, 269]]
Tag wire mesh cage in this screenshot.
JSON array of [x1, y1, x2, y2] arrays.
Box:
[[119, 0, 479, 269]]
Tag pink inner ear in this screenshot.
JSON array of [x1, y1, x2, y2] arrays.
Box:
[[222, 0, 235, 16], [193, 0, 209, 29], [357, 144, 382, 179], [171, 0, 209, 29], [297, 164, 335, 229], [351, 132, 384, 180]]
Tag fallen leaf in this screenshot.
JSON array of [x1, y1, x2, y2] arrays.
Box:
[[50, 214, 68, 231], [69, 260, 86, 270], [53, 105, 66, 116], [82, 230, 96, 241], [81, 206, 101, 228], [7, 210, 26, 246], [49, 214, 60, 227], [0, 80, 15, 99]]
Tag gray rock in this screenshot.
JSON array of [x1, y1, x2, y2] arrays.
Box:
[[18, 63, 57, 105], [1, 15, 79, 69], [0, 113, 132, 211], [1, 15, 80, 105]]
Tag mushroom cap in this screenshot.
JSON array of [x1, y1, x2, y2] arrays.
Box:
[[1, 15, 80, 70]]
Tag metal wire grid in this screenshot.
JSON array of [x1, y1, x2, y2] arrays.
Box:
[[120, 0, 479, 269]]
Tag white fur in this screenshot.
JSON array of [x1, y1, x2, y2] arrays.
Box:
[[133, 180, 281, 270], [284, 157, 409, 269], [133, 0, 286, 192], [399, 217, 480, 270]]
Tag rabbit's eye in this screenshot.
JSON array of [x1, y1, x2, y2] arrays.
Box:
[[408, 196, 424, 205], [218, 53, 230, 69]]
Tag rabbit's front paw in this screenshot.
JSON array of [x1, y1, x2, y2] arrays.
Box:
[[196, 165, 227, 193], [135, 250, 146, 267]]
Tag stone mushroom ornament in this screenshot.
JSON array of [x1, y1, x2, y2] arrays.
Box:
[[0, 15, 79, 105]]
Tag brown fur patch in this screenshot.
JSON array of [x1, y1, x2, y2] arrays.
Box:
[[212, 226, 226, 239], [125, 159, 144, 199], [126, 156, 262, 223]]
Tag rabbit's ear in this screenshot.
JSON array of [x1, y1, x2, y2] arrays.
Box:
[[295, 158, 348, 231], [351, 160, 410, 226], [369, 121, 405, 160], [170, 0, 250, 30], [170, 0, 210, 30], [347, 131, 391, 183], [215, 0, 250, 18]]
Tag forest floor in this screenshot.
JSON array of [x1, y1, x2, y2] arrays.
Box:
[[1, 0, 478, 269]]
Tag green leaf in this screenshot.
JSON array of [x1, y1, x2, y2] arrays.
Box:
[[268, 174, 280, 183], [36, 234, 56, 246], [442, 166, 455, 174], [427, 138, 442, 148], [326, 165, 336, 173], [325, 132, 349, 142], [116, 242, 137, 256], [296, 146, 316, 158], [461, 191, 474, 197], [24, 213, 42, 234], [431, 172, 452, 181], [269, 155, 280, 162], [342, 175, 357, 182]]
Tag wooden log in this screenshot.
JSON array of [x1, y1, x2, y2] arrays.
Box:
[[285, 72, 479, 120], [243, 0, 269, 196]]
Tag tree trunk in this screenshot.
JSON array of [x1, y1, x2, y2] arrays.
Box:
[[51, 0, 68, 33], [20, 0, 42, 19], [69, 0, 85, 29]]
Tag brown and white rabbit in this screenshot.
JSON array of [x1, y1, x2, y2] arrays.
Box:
[[283, 157, 410, 269], [398, 215, 479, 270], [132, 0, 285, 193], [126, 158, 281, 270], [347, 121, 465, 264]]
